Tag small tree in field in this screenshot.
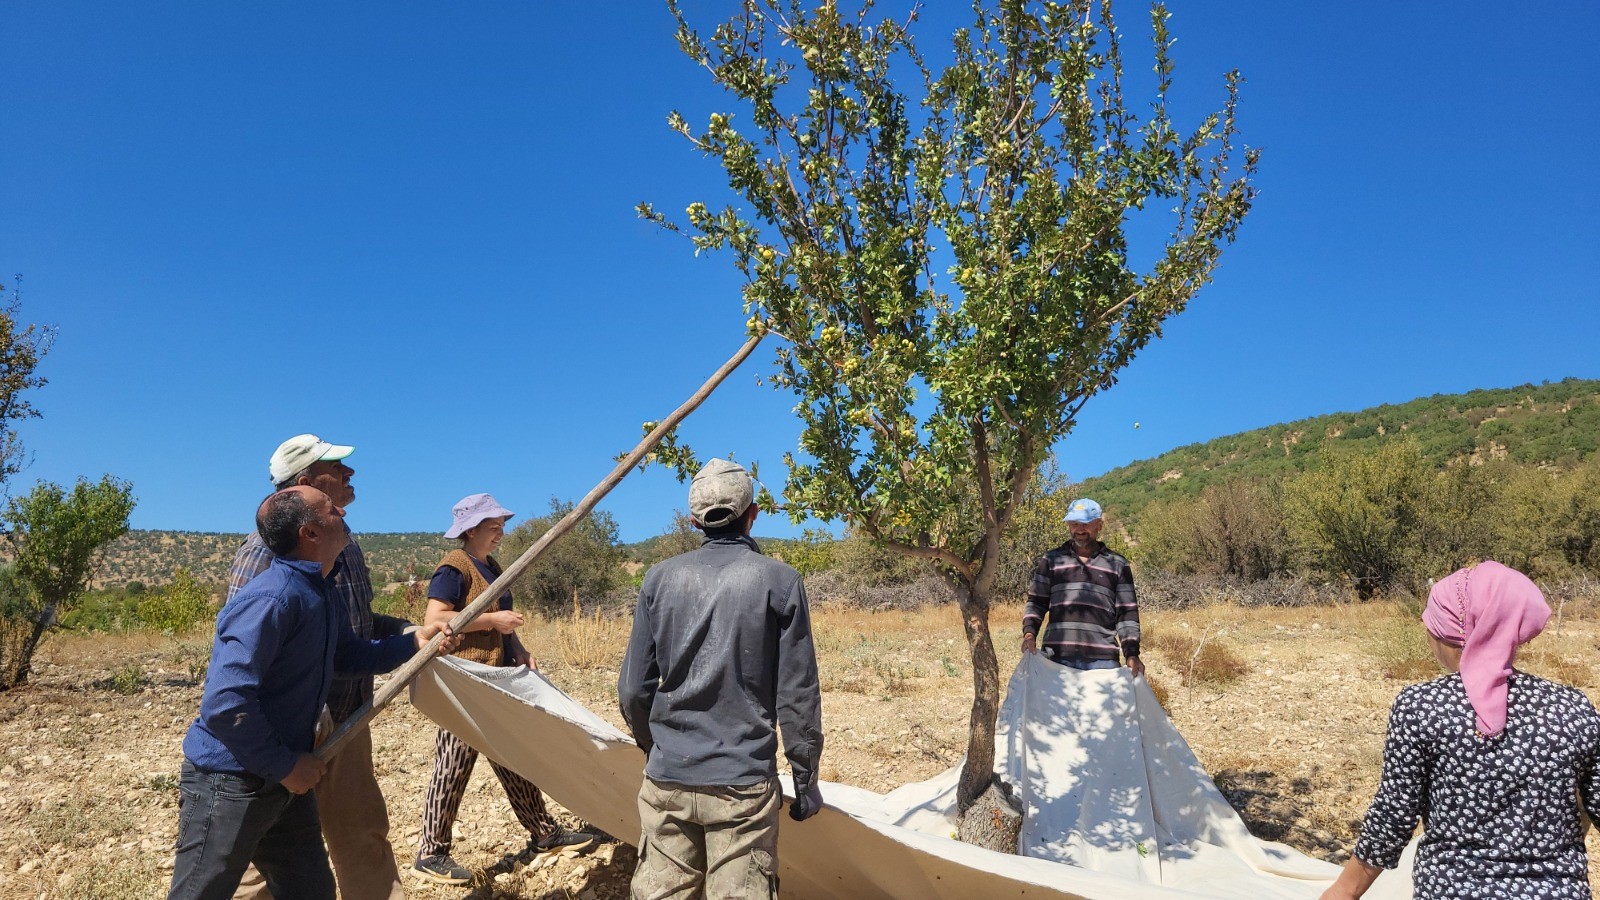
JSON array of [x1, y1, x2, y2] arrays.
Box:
[[1, 476, 135, 688], [645, 0, 1256, 821]]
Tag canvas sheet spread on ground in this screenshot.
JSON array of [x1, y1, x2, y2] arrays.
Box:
[[409, 655, 1413, 899]]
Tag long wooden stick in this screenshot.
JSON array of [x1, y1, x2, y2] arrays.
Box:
[[317, 332, 766, 760]]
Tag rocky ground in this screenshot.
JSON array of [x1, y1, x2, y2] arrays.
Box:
[[5, 597, 1598, 899]]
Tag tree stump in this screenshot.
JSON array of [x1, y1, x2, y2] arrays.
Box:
[[957, 776, 1023, 854]]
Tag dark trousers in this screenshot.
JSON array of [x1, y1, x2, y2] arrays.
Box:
[[167, 761, 335, 900]]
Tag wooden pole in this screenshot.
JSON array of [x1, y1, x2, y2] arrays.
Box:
[[317, 331, 766, 760]]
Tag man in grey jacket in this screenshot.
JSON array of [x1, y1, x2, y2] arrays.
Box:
[[618, 458, 824, 899]]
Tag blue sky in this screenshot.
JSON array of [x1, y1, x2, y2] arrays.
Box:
[[4, 2, 1597, 542]]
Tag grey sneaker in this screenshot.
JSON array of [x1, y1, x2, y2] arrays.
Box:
[[413, 854, 472, 885], [534, 826, 599, 853]]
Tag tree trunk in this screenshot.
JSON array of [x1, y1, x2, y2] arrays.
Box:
[[953, 579, 1000, 813], [0, 599, 56, 690]]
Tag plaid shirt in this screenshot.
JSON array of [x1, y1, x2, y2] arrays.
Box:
[[1022, 540, 1140, 664], [226, 530, 411, 722]]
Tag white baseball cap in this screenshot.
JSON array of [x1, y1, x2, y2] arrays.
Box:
[[268, 434, 354, 485]]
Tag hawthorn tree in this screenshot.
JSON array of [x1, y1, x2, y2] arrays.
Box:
[[644, 0, 1257, 819]]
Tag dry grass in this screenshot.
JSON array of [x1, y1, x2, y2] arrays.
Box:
[[1520, 632, 1596, 688], [1143, 621, 1250, 687], [548, 599, 631, 671], [1361, 605, 1438, 681], [4, 594, 1598, 897]]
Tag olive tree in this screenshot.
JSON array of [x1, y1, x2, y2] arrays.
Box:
[[644, 0, 1257, 817]]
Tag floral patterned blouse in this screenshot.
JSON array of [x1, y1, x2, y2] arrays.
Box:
[[1354, 672, 1600, 899]]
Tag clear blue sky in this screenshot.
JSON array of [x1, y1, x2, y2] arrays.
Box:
[[5, 2, 1597, 541]]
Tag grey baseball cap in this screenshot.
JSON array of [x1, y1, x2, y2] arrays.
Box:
[[689, 458, 753, 528]]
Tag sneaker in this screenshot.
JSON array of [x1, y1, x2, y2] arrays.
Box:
[[413, 854, 472, 885], [534, 826, 599, 853]]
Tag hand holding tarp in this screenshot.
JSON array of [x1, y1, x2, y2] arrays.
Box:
[[789, 779, 824, 821]]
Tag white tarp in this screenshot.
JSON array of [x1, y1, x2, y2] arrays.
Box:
[[409, 654, 1411, 899]]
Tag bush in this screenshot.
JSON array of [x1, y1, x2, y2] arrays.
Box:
[[1137, 479, 1288, 580], [106, 663, 147, 695], [61, 587, 140, 631], [372, 582, 428, 622], [1284, 441, 1436, 598], [134, 568, 213, 634], [499, 499, 628, 616], [1143, 624, 1249, 687], [770, 528, 837, 577], [804, 571, 954, 610]]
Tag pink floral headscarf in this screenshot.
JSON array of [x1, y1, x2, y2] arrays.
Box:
[[1421, 561, 1550, 738]]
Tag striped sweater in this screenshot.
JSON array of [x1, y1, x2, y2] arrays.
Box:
[[1022, 541, 1140, 664]]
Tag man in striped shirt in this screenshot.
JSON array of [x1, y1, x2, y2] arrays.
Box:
[[1021, 498, 1145, 676]]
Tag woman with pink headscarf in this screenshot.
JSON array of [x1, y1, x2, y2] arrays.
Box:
[[1320, 561, 1600, 900]]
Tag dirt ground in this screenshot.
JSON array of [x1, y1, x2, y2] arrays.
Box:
[[5, 597, 1598, 899]]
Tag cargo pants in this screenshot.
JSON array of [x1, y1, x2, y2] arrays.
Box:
[[631, 777, 780, 900]]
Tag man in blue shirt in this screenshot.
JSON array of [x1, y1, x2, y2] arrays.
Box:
[[168, 486, 458, 900], [226, 433, 413, 900]]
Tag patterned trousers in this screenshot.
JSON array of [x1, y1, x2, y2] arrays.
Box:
[[418, 727, 557, 857]]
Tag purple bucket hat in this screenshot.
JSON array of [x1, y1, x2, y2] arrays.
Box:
[[444, 492, 515, 539]]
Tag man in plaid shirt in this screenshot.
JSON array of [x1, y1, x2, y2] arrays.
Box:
[[226, 434, 415, 900], [1021, 498, 1145, 677]]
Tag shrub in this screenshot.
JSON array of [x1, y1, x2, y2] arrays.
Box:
[[134, 568, 213, 634], [372, 581, 428, 622], [1361, 596, 1438, 681], [106, 663, 147, 695], [1284, 442, 1435, 598], [61, 587, 139, 632], [1137, 479, 1289, 581], [499, 499, 627, 616], [1145, 625, 1249, 687]]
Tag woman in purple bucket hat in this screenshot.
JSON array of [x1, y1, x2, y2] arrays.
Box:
[[411, 493, 598, 885]]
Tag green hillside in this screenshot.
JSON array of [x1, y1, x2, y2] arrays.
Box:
[[81, 379, 1600, 589], [89, 531, 454, 590], [1080, 378, 1600, 521]]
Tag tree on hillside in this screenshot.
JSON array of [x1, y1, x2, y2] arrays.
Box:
[[646, 0, 1257, 824], [1282, 441, 1504, 598], [1, 476, 135, 688], [499, 499, 627, 614], [1138, 478, 1288, 580], [0, 279, 54, 490]]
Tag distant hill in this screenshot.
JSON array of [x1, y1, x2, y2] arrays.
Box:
[[84, 380, 1600, 588], [1079, 378, 1600, 522], [88, 530, 454, 590]]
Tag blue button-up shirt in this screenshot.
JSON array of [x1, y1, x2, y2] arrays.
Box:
[[227, 530, 411, 722], [182, 555, 418, 784]]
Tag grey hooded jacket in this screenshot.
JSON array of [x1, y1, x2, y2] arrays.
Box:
[[618, 534, 823, 791]]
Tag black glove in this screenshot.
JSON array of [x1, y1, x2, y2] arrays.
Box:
[[789, 778, 824, 822]]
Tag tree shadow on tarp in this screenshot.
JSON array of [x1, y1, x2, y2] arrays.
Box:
[[1002, 655, 1184, 882]]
